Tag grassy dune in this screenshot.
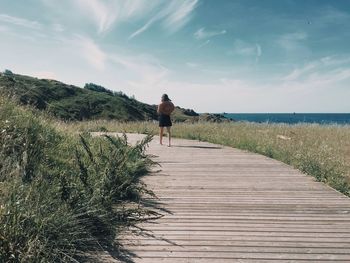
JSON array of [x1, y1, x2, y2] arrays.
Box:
[[0, 98, 155, 262], [63, 120, 350, 196]]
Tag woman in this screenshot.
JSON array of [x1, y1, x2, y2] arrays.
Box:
[[157, 94, 175, 146]]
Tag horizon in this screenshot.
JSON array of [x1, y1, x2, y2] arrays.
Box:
[[223, 112, 350, 114], [1, 0, 350, 113]]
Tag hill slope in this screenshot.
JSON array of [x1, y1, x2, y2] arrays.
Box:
[[0, 72, 158, 121], [0, 71, 227, 122]]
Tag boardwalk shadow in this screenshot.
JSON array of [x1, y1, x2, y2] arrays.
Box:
[[174, 145, 222, 149], [141, 199, 173, 214], [108, 154, 182, 262], [102, 243, 138, 263], [109, 188, 177, 262]]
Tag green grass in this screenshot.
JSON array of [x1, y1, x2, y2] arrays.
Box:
[[0, 98, 155, 262], [62, 120, 350, 196]]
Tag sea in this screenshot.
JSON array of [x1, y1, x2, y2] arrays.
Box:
[[223, 113, 350, 125]]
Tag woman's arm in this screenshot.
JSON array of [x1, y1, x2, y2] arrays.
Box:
[[169, 102, 175, 114]]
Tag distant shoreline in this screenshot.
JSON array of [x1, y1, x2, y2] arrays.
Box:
[[221, 113, 350, 125]]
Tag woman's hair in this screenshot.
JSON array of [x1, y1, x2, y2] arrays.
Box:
[[161, 94, 171, 102]]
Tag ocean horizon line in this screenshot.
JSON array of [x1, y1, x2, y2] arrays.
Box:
[[217, 113, 350, 125], [213, 112, 350, 114]]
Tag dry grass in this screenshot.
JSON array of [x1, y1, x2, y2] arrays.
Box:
[[61, 120, 350, 196]]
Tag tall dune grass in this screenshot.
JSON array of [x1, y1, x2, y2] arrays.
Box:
[[0, 99, 155, 262], [62, 120, 350, 196]]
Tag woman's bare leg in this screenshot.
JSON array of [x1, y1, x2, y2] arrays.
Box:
[[159, 127, 164, 145], [166, 127, 171, 147]]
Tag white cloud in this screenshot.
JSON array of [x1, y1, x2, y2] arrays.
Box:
[[186, 62, 199, 68], [198, 39, 210, 48], [128, 14, 161, 40], [280, 68, 350, 100], [70, 36, 107, 70], [232, 40, 255, 56], [0, 25, 9, 32], [73, 0, 116, 33], [194, 27, 226, 40], [42, 0, 198, 37], [81, 38, 107, 71], [52, 23, 64, 32], [320, 56, 350, 67], [121, 0, 159, 18], [110, 54, 170, 86], [0, 14, 42, 30], [318, 7, 350, 25], [278, 56, 350, 104], [294, 67, 350, 86], [163, 0, 199, 32], [277, 31, 308, 50], [283, 63, 317, 81], [256, 44, 262, 57], [129, 0, 199, 39], [231, 40, 262, 60], [45, 0, 161, 34], [283, 56, 350, 82]]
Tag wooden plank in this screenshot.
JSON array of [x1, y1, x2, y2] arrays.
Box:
[[111, 134, 350, 262], [115, 251, 350, 260], [128, 259, 348, 263]]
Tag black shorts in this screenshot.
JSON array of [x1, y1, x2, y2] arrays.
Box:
[[159, 114, 172, 127]]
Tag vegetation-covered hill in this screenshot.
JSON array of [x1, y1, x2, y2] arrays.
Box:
[[0, 72, 156, 121], [0, 71, 226, 122]]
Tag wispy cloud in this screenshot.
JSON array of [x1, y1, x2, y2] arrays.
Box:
[[128, 13, 162, 40], [277, 31, 307, 51], [256, 44, 262, 57], [276, 55, 350, 106], [81, 38, 107, 70], [41, 0, 199, 37], [0, 25, 9, 32], [198, 39, 210, 48], [73, 0, 117, 34], [283, 63, 317, 81], [282, 56, 350, 81], [317, 6, 350, 25], [44, 0, 161, 34], [70, 36, 107, 70], [52, 23, 64, 32], [230, 39, 262, 61], [110, 54, 170, 85], [186, 62, 199, 68], [163, 0, 199, 32], [194, 27, 226, 40], [129, 0, 199, 39], [0, 14, 42, 30], [281, 68, 350, 98]]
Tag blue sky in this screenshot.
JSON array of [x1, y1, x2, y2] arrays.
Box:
[[1, 0, 350, 112]]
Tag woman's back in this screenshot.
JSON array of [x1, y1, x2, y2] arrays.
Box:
[[158, 101, 175, 115]]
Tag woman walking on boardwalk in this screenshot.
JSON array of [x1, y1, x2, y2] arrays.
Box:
[[157, 94, 175, 146]]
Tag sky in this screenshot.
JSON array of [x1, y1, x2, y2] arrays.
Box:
[[0, 0, 350, 113]]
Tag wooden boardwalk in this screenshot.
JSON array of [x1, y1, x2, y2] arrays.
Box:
[[117, 134, 350, 263]]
